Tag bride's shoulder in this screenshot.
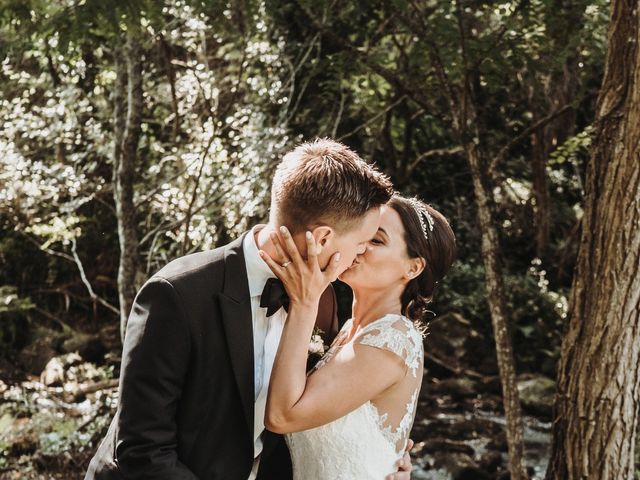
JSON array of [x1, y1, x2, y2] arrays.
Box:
[[363, 314, 422, 336], [355, 314, 424, 377]]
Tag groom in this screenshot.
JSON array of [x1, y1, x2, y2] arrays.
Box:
[[85, 138, 412, 479]]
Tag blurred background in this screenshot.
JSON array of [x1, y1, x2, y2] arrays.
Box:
[[0, 0, 634, 479]]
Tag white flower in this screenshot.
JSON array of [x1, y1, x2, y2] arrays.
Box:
[[308, 334, 325, 355]]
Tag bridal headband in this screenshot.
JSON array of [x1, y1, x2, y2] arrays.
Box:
[[409, 198, 435, 240]]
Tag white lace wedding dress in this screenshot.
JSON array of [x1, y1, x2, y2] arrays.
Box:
[[285, 314, 424, 479]]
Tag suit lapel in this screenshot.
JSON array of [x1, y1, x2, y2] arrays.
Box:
[[217, 233, 255, 436]]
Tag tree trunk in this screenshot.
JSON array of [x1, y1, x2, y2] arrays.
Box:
[[465, 140, 528, 480], [435, 8, 528, 471], [113, 33, 143, 341], [545, 1, 640, 478]]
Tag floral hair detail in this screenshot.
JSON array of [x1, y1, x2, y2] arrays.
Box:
[[409, 198, 435, 240]]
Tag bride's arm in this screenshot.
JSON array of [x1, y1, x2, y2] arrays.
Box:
[[260, 227, 406, 434], [266, 329, 406, 433]]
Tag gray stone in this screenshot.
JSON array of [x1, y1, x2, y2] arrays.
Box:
[[517, 375, 555, 419]]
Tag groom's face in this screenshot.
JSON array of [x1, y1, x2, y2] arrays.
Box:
[[318, 208, 382, 274]]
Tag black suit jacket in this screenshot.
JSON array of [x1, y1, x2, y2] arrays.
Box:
[[85, 234, 339, 480]]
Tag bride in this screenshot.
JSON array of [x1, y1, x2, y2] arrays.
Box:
[[259, 194, 457, 479]]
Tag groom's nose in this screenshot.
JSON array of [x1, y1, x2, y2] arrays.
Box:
[[356, 242, 367, 255]]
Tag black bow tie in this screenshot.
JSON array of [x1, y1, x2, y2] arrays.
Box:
[[260, 278, 289, 317]]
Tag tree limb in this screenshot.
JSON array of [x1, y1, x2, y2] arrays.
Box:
[[71, 238, 120, 315], [489, 103, 575, 172], [409, 146, 464, 173]]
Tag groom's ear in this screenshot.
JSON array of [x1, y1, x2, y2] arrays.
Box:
[[311, 226, 333, 247]]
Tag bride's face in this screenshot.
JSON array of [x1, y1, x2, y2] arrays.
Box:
[[339, 205, 420, 290]]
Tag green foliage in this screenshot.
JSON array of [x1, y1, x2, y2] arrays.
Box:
[[505, 260, 567, 375], [0, 0, 622, 475], [0, 0, 609, 383], [434, 258, 567, 376]]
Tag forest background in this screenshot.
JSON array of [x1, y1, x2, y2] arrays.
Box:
[[0, 0, 637, 479]]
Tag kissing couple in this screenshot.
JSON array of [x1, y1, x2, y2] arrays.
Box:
[[85, 138, 457, 479]]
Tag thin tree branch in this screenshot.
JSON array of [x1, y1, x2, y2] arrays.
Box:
[[337, 95, 407, 141], [331, 86, 346, 138], [19, 231, 75, 263], [408, 146, 465, 173], [489, 103, 575, 172], [71, 238, 120, 315]]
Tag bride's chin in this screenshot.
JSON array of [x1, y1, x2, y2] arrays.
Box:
[[338, 264, 360, 284]]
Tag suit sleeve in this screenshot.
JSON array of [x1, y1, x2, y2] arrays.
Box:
[[115, 276, 199, 480]]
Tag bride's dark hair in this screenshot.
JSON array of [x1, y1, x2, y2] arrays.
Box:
[[388, 195, 457, 321]]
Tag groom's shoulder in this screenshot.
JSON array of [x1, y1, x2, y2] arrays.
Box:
[[153, 236, 243, 287]]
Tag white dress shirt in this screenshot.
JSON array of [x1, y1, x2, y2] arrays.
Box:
[[243, 226, 287, 479]]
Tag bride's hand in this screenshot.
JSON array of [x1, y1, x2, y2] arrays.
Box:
[[259, 226, 341, 309]]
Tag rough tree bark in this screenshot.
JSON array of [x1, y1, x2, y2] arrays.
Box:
[[458, 118, 528, 480], [545, 0, 640, 478], [113, 32, 143, 341], [464, 141, 528, 480]]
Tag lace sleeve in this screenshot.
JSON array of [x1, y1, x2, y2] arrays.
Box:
[[355, 315, 424, 378]]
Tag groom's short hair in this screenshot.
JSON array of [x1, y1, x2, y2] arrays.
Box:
[[270, 138, 393, 233]]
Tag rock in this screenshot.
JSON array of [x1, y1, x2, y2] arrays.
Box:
[[494, 466, 537, 480], [40, 353, 82, 386], [449, 417, 504, 441], [432, 452, 491, 480], [62, 331, 106, 363], [416, 438, 475, 455], [517, 375, 555, 419], [461, 394, 502, 412], [412, 415, 504, 444], [427, 377, 478, 400]]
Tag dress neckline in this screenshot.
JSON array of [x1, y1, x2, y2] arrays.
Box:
[[340, 313, 408, 344]]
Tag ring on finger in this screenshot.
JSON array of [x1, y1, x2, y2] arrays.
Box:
[[281, 261, 292, 268]]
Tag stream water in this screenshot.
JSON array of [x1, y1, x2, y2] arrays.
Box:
[[411, 409, 552, 479]]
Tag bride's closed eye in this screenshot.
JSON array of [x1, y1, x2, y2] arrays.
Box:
[[370, 238, 384, 245]]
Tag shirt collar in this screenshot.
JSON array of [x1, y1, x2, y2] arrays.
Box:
[[243, 225, 276, 298]]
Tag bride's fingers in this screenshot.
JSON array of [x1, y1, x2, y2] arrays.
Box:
[[305, 231, 319, 269], [323, 251, 342, 282], [269, 232, 288, 264], [258, 250, 286, 279], [279, 226, 304, 266], [406, 439, 414, 452]]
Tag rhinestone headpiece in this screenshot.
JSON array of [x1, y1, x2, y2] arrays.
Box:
[[409, 198, 435, 240]]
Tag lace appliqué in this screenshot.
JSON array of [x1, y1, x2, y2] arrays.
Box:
[[357, 315, 424, 378], [366, 390, 419, 455]]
